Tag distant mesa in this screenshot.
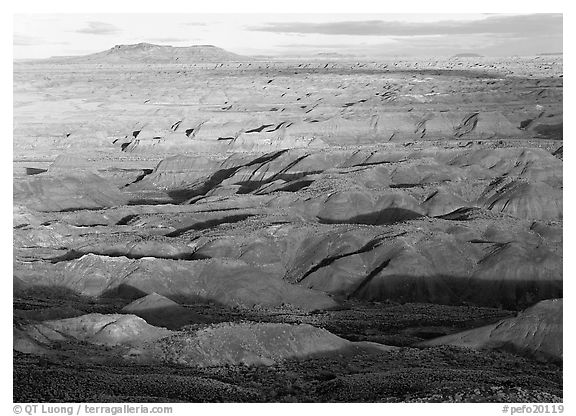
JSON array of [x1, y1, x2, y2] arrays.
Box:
[[451, 53, 483, 58], [36, 42, 252, 64]]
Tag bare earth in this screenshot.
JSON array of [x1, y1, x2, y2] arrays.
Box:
[[13, 46, 563, 402]]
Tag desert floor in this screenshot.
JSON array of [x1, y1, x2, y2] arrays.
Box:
[[13, 55, 562, 402]]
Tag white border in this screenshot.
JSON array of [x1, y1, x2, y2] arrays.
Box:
[[3, 2, 570, 413]]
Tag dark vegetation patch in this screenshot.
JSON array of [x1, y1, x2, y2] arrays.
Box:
[[13, 285, 560, 402], [14, 345, 561, 402], [534, 123, 563, 140]]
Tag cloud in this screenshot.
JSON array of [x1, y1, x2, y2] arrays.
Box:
[[76, 21, 121, 35], [249, 14, 562, 37], [275, 31, 562, 57], [183, 22, 207, 26]]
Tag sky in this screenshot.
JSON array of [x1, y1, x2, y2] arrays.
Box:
[[13, 13, 563, 59]]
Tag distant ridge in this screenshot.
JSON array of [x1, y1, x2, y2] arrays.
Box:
[[29, 43, 251, 64], [452, 53, 483, 58], [315, 52, 357, 59]]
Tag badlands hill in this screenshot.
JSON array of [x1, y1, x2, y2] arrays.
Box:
[[42, 43, 251, 64], [419, 299, 562, 362]]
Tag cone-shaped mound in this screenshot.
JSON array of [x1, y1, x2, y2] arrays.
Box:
[[122, 293, 209, 329], [122, 292, 180, 312]]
